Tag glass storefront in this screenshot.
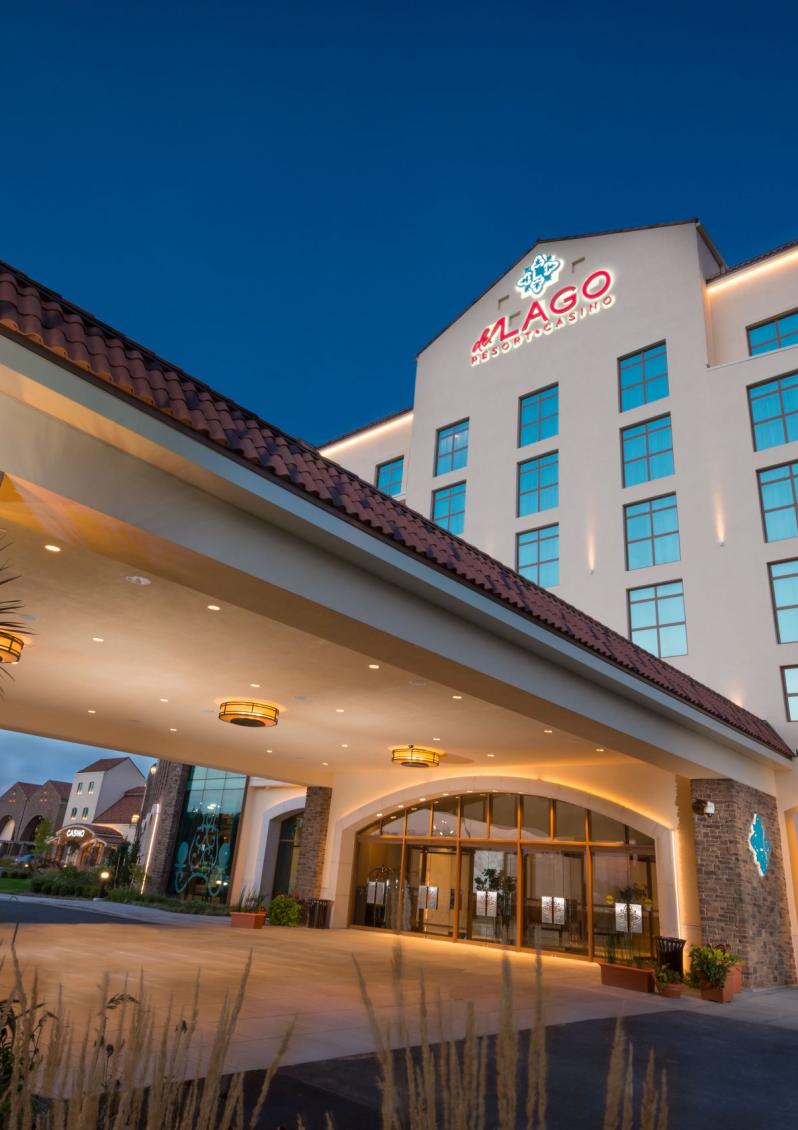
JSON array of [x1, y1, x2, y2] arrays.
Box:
[[169, 768, 246, 904], [351, 792, 658, 959], [272, 813, 303, 898]]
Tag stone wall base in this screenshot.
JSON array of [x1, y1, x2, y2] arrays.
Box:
[[293, 786, 332, 901]]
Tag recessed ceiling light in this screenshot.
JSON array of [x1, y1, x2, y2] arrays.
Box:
[[207, 604, 221, 612], [595, 747, 605, 752], [443, 792, 449, 797], [368, 664, 380, 670], [543, 729, 553, 734], [341, 743, 349, 748], [322, 761, 329, 766], [452, 695, 462, 700], [398, 804, 404, 809], [87, 709, 96, 714], [466, 789, 473, 794], [432, 737, 441, 742], [376, 812, 383, 817], [92, 637, 104, 643], [160, 698, 169, 703], [335, 708, 344, 713], [266, 749, 273, 753], [125, 575, 151, 586], [250, 683, 261, 688], [487, 753, 495, 758], [419, 797, 426, 802], [170, 728, 177, 733], [44, 544, 61, 553]]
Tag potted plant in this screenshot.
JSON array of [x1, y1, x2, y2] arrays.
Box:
[[717, 943, 744, 993], [230, 887, 266, 929], [654, 966, 684, 998], [597, 928, 655, 993], [267, 893, 302, 927], [687, 944, 739, 1003]]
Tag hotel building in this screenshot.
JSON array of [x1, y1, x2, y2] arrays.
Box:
[[0, 231, 795, 985]]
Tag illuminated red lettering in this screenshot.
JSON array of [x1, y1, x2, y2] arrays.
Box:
[[521, 301, 550, 333], [549, 286, 577, 314], [582, 270, 612, 299]]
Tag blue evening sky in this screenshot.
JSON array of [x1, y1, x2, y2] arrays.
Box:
[[1, 0, 796, 789]]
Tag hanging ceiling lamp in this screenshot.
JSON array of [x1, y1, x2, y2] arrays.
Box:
[[0, 632, 24, 664], [391, 744, 441, 769], [218, 700, 279, 728]]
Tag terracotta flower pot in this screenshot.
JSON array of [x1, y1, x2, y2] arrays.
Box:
[[597, 962, 655, 993], [230, 910, 266, 929], [700, 981, 734, 1003], [727, 963, 743, 994], [658, 982, 684, 998]]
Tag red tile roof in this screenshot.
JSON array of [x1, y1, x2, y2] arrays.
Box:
[[94, 786, 145, 826], [0, 257, 791, 760], [76, 756, 130, 775], [47, 780, 72, 800]]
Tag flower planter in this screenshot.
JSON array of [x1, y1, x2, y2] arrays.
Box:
[[597, 962, 655, 993], [657, 983, 684, 999], [699, 982, 734, 1004], [727, 963, 744, 994], [230, 910, 266, 929]]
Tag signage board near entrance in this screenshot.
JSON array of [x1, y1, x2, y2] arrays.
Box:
[[65, 827, 87, 839]]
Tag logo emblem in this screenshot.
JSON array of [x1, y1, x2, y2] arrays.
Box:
[[748, 813, 772, 877], [516, 253, 563, 298]]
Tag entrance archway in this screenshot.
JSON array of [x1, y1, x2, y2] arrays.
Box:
[[0, 816, 16, 843]]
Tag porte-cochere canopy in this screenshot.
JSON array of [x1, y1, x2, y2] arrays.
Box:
[[353, 791, 659, 961]]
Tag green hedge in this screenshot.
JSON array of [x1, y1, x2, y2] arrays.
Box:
[[30, 867, 100, 898], [107, 889, 230, 916]]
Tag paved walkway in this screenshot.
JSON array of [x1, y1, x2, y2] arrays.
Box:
[[1, 920, 797, 1077]]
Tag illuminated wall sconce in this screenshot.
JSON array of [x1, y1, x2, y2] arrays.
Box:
[[218, 700, 279, 728], [391, 744, 442, 768], [0, 632, 24, 664]]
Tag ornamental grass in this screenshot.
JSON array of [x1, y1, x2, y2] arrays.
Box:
[[0, 938, 668, 1129]]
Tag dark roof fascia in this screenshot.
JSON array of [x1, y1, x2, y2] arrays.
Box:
[[318, 406, 414, 450], [415, 219, 704, 358]]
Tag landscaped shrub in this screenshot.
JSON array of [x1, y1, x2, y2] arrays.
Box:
[[106, 889, 230, 916], [30, 866, 99, 899], [267, 894, 302, 926]]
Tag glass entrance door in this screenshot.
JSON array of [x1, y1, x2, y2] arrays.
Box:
[[459, 848, 518, 945], [402, 846, 458, 937], [522, 848, 587, 955]]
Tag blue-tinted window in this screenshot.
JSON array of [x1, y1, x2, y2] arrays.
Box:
[[624, 494, 680, 570], [376, 456, 404, 496], [169, 768, 247, 904], [435, 420, 469, 476], [518, 452, 559, 517], [748, 373, 798, 451], [759, 462, 798, 542], [432, 481, 466, 535], [770, 559, 798, 643], [783, 667, 798, 721], [621, 415, 674, 487], [517, 524, 559, 588], [519, 385, 559, 446], [628, 580, 687, 658], [748, 311, 798, 356], [619, 343, 669, 412]]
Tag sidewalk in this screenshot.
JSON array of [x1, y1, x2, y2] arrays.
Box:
[[0, 892, 229, 926]]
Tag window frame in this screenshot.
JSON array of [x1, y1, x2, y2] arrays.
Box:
[[518, 384, 559, 448], [747, 307, 798, 357], [434, 418, 470, 477], [617, 340, 669, 414], [757, 459, 798, 544], [620, 412, 675, 488], [781, 665, 798, 722], [517, 450, 559, 518], [627, 578, 688, 659], [747, 370, 798, 452], [768, 556, 798, 643], [431, 480, 467, 535], [623, 492, 681, 571], [516, 523, 560, 588], [375, 455, 405, 497]]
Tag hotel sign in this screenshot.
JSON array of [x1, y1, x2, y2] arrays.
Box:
[[64, 827, 87, 839], [470, 252, 616, 366]]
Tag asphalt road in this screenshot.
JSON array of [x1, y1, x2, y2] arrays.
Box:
[[0, 899, 139, 926]]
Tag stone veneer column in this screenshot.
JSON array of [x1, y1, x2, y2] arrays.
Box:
[[293, 786, 332, 901], [691, 779, 796, 988], [139, 760, 191, 895]]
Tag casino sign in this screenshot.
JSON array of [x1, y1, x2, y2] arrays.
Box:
[[470, 253, 616, 366]]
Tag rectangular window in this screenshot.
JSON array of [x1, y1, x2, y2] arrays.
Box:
[[770, 559, 798, 642], [621, 414, 674, 487], [76, 782, 83, 794], [749, 310, 798, 356], [519, 385, 559, 446], [375, 456, 404, 497], [782, 666, 798, 721], [517, 524, 560, 588], [81, 807, 89, 819], [618, 342, 669, 412], [70, 807, 77, 817], [758, 461, 798, 542], [431, 481, 466, 535], [628, 580, 687, 658], [518, 452, 559, 516], [435, 420, 469, 476], [748, 373, 798, 450], [87, 781, 95, 794], [624, 494, 681, 570]]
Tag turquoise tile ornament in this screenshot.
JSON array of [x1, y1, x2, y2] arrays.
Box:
[[748, 813, 772, 877]]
